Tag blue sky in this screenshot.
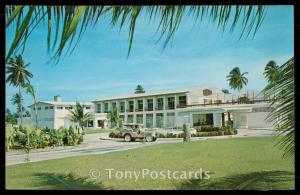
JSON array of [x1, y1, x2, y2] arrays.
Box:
[[6, 6, 294, 112]]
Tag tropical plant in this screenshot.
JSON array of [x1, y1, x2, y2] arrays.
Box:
[[106, 107, 121, 128], [226, 67, 248, 91], [6, 6, 266, 62], [263, 57, 294, 159], [6, 108, 18, 124], [134, 85, 145, 94], [221, 89, 230, 94], [263, 60, 281, 100], [68, 102, 93, 131], [25, 83, 38, 129], [264, 60, 280, 85], [10, 93, 25, 120], [6, 55, 33, 126]]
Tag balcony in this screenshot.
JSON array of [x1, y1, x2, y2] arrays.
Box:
[[176, 104, 187, 108]]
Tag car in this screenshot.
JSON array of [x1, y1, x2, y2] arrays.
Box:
[[121, 123, 157, 142]]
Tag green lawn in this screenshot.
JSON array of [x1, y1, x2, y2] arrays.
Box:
[[6, 137, 294, 190]]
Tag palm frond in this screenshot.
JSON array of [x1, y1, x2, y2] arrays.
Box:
[[6, 5, 266, 62], [263, 57, 294, 159]]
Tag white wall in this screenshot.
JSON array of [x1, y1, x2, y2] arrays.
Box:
[[17, 117, 33, 126], [31, 103, 55, 129], [247, 112, 274, 129]]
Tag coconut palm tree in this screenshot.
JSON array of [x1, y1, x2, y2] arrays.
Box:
[[226, 67, 248, 92], [5, 6, 266, 62], [25, 83, 38, 129], [106, 107, 121, 128], [10, 93, 23, 119], [68, 102, 93, 132], [263, 60, 281, 100], [263, 57, 294, 159], [134, 85, 145, 94], [264, 60, 280, 85], [6, 54, 33, 126]]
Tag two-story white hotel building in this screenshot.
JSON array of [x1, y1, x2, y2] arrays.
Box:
[[92, 86, 274, 129]]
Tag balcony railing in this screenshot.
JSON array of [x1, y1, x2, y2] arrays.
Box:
[[184, 98, 271, 108], [176, 104, 187, 108]]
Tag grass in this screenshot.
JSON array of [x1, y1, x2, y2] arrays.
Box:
[[84, 128, 115, 134], [6, 136, 294, 190]]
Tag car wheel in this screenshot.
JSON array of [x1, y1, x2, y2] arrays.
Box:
[[145, 135, 153, 142], [124, 134, 132, 142]]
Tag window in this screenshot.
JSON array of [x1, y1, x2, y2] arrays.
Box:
[[87, 120, 93, 127], [147, 99, 153, 111], [156, 113, 164, 128], [38, 107, 41, 110], [203, 89, 212, 96], [45, 106, 49, 110], [49, 106, 54, 109], [120, 102, 125, 113], [127, 115, 134, 123], [136, 114, 143, 124], [112, 102, 116, 110], [33, 108, 36, 111], [192, 114, 213, 126], [96, 104, 101, 113], [146, 114, 153, 128], [167, 97, 175, 109], [137, 100, 143, 111], [57, 106, 63, 110], [178, 96, 187, 107], [128, 101, 134, 112], [157, 98, 164, 110], [65, 106, 73, 110], [104, 103, 109, 113], [85, 106, 91, 110]]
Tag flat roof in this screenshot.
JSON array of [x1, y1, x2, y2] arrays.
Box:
[[28, 101, 93, 107], [92, 86, 219, 102]]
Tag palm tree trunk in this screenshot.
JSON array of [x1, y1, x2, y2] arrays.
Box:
[[33, 95, 38, 129], [18, 87, 23, 126]]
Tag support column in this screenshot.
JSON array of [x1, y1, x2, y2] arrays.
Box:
[[143, 113, 146, 127], [163, 96, 168, 110], [163, 112, 167, 128], [153, 113, 156, 127]]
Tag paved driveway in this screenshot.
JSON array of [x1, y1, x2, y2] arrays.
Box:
[[6, 129, 277, 166]]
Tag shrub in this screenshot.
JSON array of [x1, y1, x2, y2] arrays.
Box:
[[49, 128, 64, 147], [218, 131, 225, 136], [108, 131, 122, 138], [5, 125, 15, 151], [14, 126, 27, 147]]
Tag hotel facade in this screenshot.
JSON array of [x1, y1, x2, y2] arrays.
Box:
[[92, 86, 274, 129], [24, 86, 274, 130]]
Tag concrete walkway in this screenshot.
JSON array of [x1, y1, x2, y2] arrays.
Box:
[[6, 129, 277, 166]]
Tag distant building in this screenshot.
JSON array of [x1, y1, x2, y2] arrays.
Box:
[[25, 95, 94, 129]]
